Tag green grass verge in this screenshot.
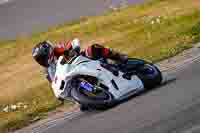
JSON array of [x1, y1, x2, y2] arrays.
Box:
[[0, 83, 73, 132], [1, 0, 200, 132]]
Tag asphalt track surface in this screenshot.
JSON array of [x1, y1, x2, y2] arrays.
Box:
[[22, 53, 200, 133], [0, 0, 107, 39], [0, 0, 144, 39]]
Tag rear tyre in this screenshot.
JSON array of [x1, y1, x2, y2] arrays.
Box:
[[137, 63, 162, 89], [124, 58, 162, 89]]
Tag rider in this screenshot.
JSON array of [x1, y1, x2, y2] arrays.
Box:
[[32, 38, 128, 82]]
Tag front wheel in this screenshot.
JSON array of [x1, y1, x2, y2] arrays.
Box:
[[70, 78, 114, 110]]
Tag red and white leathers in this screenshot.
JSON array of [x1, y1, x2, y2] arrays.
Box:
[[48, 39, 114, 65], [46, 38, 128, 82]]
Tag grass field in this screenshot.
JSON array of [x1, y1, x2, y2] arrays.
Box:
[[1, 0, 200, 132]]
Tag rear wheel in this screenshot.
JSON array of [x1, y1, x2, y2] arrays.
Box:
[[137, 63, 162, 89], [123, 58, 162, 89]]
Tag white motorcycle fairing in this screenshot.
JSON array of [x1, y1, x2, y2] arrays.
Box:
[[51, 56, 144, 101]]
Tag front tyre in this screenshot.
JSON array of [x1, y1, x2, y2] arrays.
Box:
[[70, 79, 114, 110]]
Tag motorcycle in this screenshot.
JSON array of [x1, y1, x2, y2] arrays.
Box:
[[51, 55, 162, 110]]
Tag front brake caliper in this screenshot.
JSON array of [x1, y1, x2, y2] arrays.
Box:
[[80, 82, 94, 92]]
